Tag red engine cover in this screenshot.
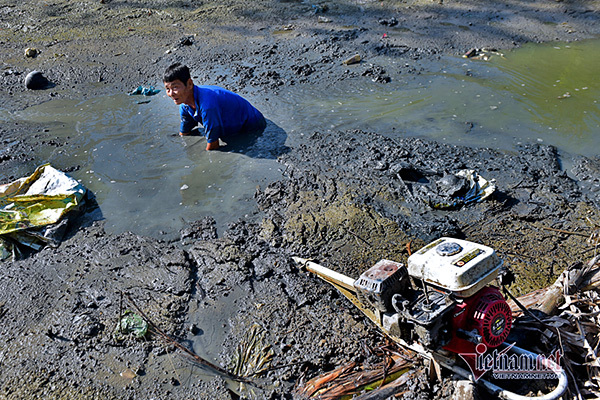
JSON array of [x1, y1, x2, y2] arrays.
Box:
[[443, 286, 512, 354], [468, 287, 512, 348]]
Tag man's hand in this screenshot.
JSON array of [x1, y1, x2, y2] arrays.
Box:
[[206, 141, 220, 151]]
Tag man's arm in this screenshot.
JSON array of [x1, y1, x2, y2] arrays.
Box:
[[179, 109, 197, 136], [202, 107, 224, 151]]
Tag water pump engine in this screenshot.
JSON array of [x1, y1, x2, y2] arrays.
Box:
[[353, 238, 512, 353]]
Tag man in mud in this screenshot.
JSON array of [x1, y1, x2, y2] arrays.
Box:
[[163, 63, 266, 151]]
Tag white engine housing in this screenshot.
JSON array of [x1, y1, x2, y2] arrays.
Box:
[[407, 237, 503, 297]]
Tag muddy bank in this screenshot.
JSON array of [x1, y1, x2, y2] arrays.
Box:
[[1, 0, 600, 399], [1, 130, 598, 399], [260, 130, 599, 293], [0, 220, 195, 399], [2, 0, 600, 112], [201, 131, 600, 397]]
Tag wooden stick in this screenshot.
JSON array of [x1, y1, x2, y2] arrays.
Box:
[[124, 292, 251, 384], [541, 226, 589, 237]]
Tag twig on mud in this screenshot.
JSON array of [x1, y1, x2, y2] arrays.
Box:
[[502, 251, 535, 259], [162, 339, 182, 385], [353, 370, 416, 400], [576, 246, 599, 258], [123, 292, 253, 385], [346, 228, 372, 247], [510, 178, 536, 190], [117, 291, 123, 335], [295, 343, 415, 399], [541, 226, 589, 237], [246, 360, 309, 377], [296, 361, 357, 398]]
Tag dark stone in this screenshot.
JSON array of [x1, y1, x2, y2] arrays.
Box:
[[179, 36, 194, 46], [25, 70, 50, 90]]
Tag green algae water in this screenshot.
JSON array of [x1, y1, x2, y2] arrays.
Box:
[[274, 38, 600, 158], [447, 40, 600, 156]]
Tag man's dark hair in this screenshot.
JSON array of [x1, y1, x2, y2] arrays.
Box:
[[163, 63, 191, 84]]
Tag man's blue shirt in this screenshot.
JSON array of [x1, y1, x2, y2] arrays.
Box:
[[179, 85, 265, 143]]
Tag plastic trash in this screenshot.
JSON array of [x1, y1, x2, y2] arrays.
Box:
[[0, 164, 86, 259], [115, 311, 148, 340], [456, 169, 495, 203], [343, 54, 361, 65], [411, 169, 495, 210], [129, 85, 161, 96]]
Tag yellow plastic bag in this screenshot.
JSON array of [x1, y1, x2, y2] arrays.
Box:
[[0, 164, 86, 259]]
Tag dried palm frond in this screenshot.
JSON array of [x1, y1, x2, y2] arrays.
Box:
[[231, 323, 274, 378], [295, 343, 415, 399], [508, 256, 600, 398]]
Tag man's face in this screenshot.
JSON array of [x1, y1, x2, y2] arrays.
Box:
[[164, 79, 193, 105]]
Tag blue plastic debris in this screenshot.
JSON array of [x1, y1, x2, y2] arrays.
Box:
[[129, 86, 161, 96]]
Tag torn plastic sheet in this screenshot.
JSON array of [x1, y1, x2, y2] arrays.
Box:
[[0, 164, 86, 260], [413, 169, 495, 210], [456, 169, 495, 202]]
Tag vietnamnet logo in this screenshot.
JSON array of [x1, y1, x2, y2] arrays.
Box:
[[459, 342, 562, 381]]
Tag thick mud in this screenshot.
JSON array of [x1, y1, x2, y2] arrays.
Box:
[[1, 1, 600, 399]]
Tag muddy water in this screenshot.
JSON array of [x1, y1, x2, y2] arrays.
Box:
[[11, 92, 284, 239], [271, 38, 599, 158], [6, 39, 599, 240]]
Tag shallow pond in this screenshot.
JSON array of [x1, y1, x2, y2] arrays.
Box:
[[8, 92, 286, 239], [273, 38, 599, 158], [6, 39, 599, 240]]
